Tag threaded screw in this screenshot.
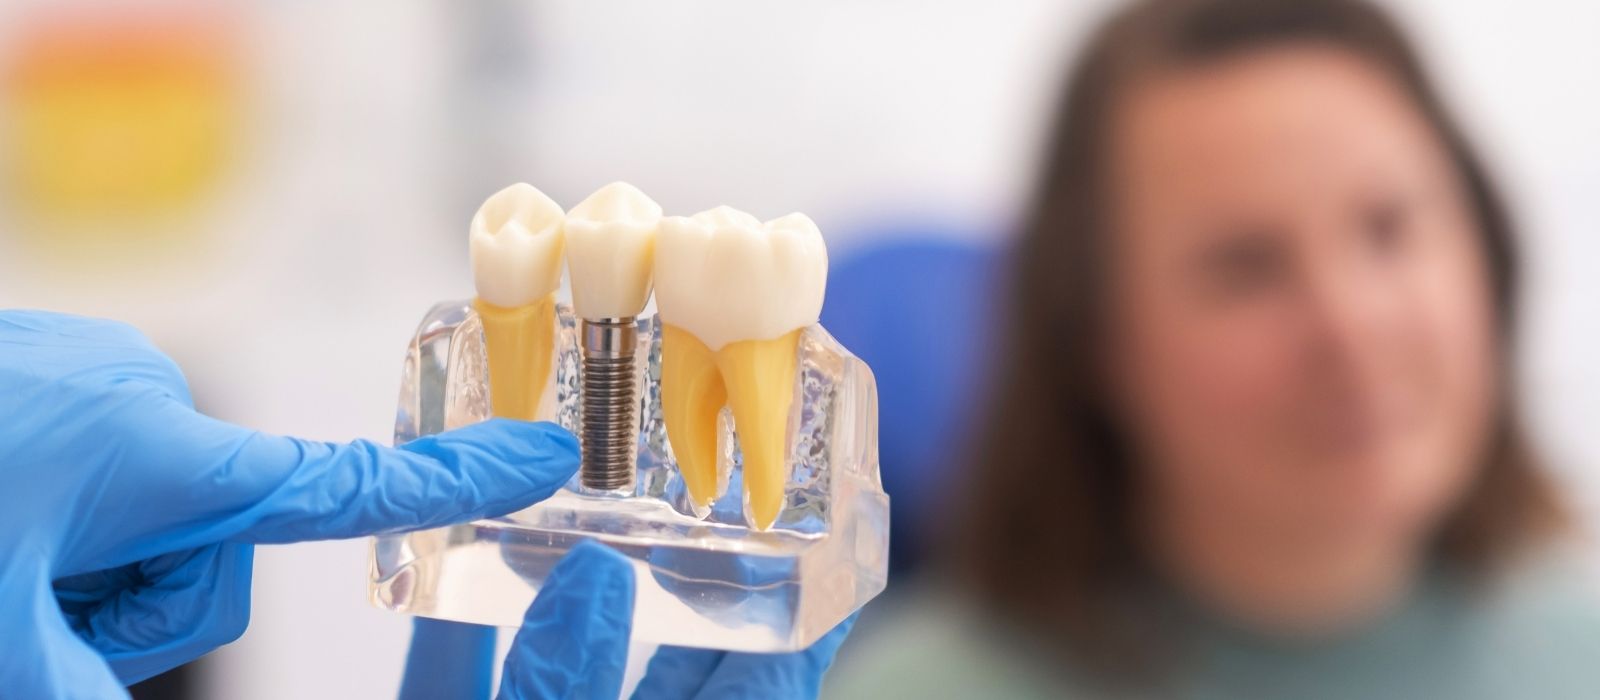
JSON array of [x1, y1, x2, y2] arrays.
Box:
[[580, 318, 638, 491]]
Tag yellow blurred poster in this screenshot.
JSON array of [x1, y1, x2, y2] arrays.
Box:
[[2, 6, 241, 253]]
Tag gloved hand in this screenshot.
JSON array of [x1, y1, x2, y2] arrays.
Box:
[[0, 310, 581, 698], [404, 541, 854, 700]]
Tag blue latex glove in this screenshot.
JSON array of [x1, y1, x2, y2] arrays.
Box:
[[483, 541, 856, 700], [0, 310, 581, 698]]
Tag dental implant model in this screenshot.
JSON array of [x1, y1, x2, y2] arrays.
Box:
[[469, 184, 564, 421], [565, 182, 661, 492], [372, 183, 888, 653]]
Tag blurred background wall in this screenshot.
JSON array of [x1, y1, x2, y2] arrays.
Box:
[[0, 1, 1595, 697]]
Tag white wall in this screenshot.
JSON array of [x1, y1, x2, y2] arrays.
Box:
[[1389, 0, 1600, 524]]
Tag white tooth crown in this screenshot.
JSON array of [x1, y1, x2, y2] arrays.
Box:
[[654, 206, 829, 349], [565, 182, 663, 319], [469, 183, 566, 308]]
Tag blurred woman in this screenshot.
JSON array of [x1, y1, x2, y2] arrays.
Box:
[[828, 0, 1600, 697]]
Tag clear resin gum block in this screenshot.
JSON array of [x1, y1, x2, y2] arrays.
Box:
[[369, 300, 890, 652]]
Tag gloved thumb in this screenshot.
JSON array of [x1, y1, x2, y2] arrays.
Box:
[[498, 540, 636, 700], [0, 562, 130, 699]]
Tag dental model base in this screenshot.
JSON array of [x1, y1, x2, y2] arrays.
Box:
[[369, 184, 889, 653]]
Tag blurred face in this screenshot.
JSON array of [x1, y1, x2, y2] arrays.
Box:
[[1105, 47, 1497, 557]]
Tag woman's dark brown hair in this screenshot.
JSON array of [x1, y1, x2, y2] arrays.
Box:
[[956, 0, 1567, 671]]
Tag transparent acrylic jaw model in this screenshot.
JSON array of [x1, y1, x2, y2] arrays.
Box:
[[369, 300, 890, 652]]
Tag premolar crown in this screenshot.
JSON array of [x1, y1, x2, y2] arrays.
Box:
[[655, 206, 828, 529], [470, 183, 565, 308]]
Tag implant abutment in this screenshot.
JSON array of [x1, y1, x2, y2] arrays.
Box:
[[580, 318, 639, 491]]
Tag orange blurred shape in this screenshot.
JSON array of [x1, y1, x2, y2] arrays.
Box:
[[3, 7, 240, 231]]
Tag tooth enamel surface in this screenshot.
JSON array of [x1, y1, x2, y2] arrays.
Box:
[[468, 183, 565, 421], [469, 183, 566, 308], [565, 181, 662, 319], [655, 207, 827, 351], [655, 206, 828, 529]]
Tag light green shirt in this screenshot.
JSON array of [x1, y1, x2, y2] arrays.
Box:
[[825, 563, 1600, 699]]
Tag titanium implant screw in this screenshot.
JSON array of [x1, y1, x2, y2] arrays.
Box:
[[580, 318, 638, 491]]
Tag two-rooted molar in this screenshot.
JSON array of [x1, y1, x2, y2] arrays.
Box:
[[655, 207, 828, 530], [469, 183, 566, 420]]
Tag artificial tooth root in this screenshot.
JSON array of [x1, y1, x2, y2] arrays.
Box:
[[476, 296, 557, 421], [716, 329, 802, 531], [660, 324, 727, 510], [660, 326, 801, 529]]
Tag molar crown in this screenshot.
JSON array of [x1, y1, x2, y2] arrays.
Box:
[[655, 206, 828, 350]]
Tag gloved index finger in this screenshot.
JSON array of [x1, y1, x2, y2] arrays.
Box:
[[121, 412, 580, 552], [227, 418, 580, 544]]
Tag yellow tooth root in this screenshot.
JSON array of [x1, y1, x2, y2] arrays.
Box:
[[716, 329, 801, 531], [661, 324, 726, 508], [475, 296, 557, 421]]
